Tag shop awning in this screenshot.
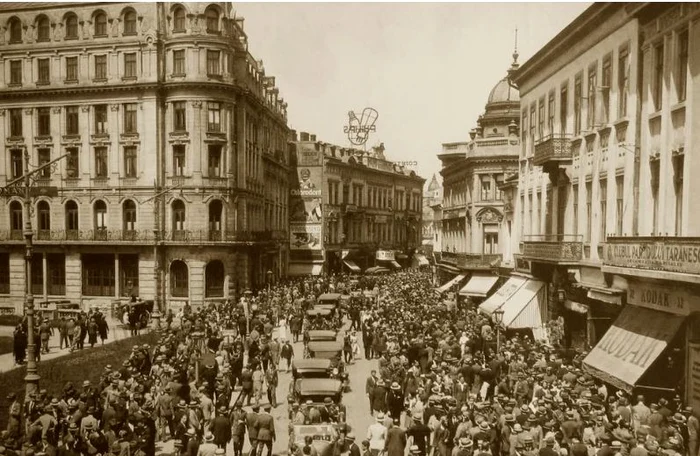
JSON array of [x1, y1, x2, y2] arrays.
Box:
[[288, 263, 323, 276], [343, 260, 361, 273], [414, 254, 430, 266], [478, 276, 527, 316], [459, 274, 499, 298], [390, 260, 402, 269], [437, 274, 466, 294], [582, 305, 685, 393], [498, 278, 546, 330], [438, 263, 461, 274]]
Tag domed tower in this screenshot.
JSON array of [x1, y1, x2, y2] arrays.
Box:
[[471, 51, 521, 140]]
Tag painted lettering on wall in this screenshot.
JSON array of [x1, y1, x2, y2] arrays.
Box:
[[604, 241, 700, 275]]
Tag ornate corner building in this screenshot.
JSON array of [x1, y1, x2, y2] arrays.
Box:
[[0, 2, 290, 314]]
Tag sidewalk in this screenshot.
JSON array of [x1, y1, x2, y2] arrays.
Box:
[[0, 319, 150, 374]]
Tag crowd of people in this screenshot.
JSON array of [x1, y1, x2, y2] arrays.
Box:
[[1, 268, 696, 456]]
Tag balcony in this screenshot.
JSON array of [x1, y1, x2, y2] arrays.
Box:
[[521, 234, 583, 264], [0, 229, 156, 243], [342, 203, 359, 214], [602, 236, 700, 277], [533, 134, 573, 171], [441, 251, 502, 269]]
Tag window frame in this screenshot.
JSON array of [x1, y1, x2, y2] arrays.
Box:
[[123, 200, 137, 231], [123, 10, 137, 35], [173, 101, 187, 131], [65, 106, 79, 135], [37, 107, 51, 137], [94, 54, 107, 80], [574, 73, 582, 135], [94, 12, 108, 37], [653, 41, 664, 112], [65, 200, 79, 231], [37, 58, 50, 84], [65, 14, 78, 39], [94, 104, 108, 134], [9, 108, 23, 138], [66, 147, 79, 178], [173, 49, 186, 75], [123, 52, 137, 79], [173, 145, 186, 176], [10, 60, 22, 85], [9, 18, 22, 43], [207, 102, 221, 132], [123, 103, 138, 133], [173, 7, 186, 32], [65, 56, 78, 82], [677, 29, 689, 103], [206, 50, 221, 76], [94, 146, 108, 178], [124, 146, 137, 178], [37, 16, 50, 42]]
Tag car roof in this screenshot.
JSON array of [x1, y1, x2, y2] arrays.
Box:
[[293, 359, 332, 370], [298, 378, 343, 395], [307, 309, 332, 316], [307, 341, 344, 352], [318, 293, 341, 301], [308, 330, 337, 338]]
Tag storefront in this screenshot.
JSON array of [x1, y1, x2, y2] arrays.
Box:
[[478, 274, 548, 340], [459, 273, 499, 306], [376, 250, 402, 270], [412, 253, 430, 268], [436, 273, 466, 295]]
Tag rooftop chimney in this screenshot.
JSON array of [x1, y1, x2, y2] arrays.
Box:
[[299, 132, 310, 142]]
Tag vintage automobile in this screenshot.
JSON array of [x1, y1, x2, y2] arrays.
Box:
[[117, 300, 154, 328], [306, 308, 333, 318], [315, 293, 342, 312], [292, 358, 333, 380], [307, 341, 344, 360], [291, 378, 346, 422], [289, 424, 342, 456], [307, 330, 339, 342]]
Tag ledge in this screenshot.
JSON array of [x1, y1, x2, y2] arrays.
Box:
[[613, 117, 629, 129], [671, 102, 686, 114], [648, 110, 662, 121]]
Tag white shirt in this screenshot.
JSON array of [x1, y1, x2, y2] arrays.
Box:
[[366, 422, 387, 450]]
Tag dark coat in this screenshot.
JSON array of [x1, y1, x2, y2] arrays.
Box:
[[385, 426, 407, 456], [209, 415, 231, 446]]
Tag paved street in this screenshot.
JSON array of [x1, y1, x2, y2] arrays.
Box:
[[157, 322, 376, 456]]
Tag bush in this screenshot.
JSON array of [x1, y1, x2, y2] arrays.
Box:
[[0, 331, 158, 430]]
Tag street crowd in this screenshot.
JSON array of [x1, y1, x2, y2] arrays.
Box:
[[0, 268, 697, 456]]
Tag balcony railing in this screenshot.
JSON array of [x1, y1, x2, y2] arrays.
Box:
[[521, 234, 583, 263], [533, 134, 573, 167], [0, 229, 289, 244], [602, 236, 700, 276], [441, 251, 502, 269]]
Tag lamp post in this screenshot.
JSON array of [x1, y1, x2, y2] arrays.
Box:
[[266, 269, 273, 324], [493, 309, 504, 354]]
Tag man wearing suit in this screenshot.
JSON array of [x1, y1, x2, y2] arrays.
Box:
[[255, 405, 275, 456], [347, 433, 361, 456], [246, 405, 260, 456], [366, 370, 378, 415]]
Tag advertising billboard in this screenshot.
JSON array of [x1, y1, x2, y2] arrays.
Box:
[[290, 146, 324, 251], [290, 223, 322, 250]]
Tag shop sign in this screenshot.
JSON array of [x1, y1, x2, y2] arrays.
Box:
[[376, 250, 395, 261], [627, 281, 700, 316], [688, 342, 700, 416], [603, 240, 700, 276]]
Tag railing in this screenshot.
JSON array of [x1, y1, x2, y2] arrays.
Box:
[[602, 236, 700, 276], [533, 134, 573, 166], [521, 234, 583, 262], [0, 229, 156, 242], [0, 229, 283, 244], [441, 251, 502, 268]]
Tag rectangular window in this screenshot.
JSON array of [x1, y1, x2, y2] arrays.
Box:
[[547, 92, 555, 135], [173, 49, 185, 75], [95, 54, 107, 80], [207, 102, 221, 132], [37, 107, 51, 136], [480, 175, 491, 201], [66, 106, 79, 135], [173, 145, 185, 176], [602, 54, 611, 125], [10, 60, 22, 85], [674, 156, 684, 236], [208, 145, 221, 177], [538, 98, 545, 139], [66, 56, 78, 81], [574, 74, 582, 135], [38, 148, 51, 179], [66, 147, 79, 178], [207, 50, 220, 75], [10, 149, 23, 179], [123, 103, 137, 133], [120, 255, 139, 298], [571, 184, 579, 236], [653, 42, 664, 111], [94, 104, 108, 134], [82, 254, 115, 297], [31, 254, 43, 296], [599, 179, 607, 241], [9, 108, 22, 138], [615, 176, 624, 235], [47, 254, 66, 296], [618, 47, 629, 118], [521, 109, 528, 143], [585, 181, 592, 242], [173, 101, 187, 131], [528, 193, 533, 236], [678, 29, 689, 102], [95, 146, 108, 177], [587, 65, 597, 128], [124, 146, 137, 178], [560, 84, 568, 136], [529, 104, 536, 141], [124, 53, 137, 78], [37, 58, 50, 84], [0, 253, 9, 294], [651, 162, 660, 233]]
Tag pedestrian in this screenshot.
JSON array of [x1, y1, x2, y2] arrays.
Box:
[[13, 324, 26, 365], [366, 370, 378, 415], [265, 365, 278, 408], [58, 315, 69, 350], [254, 405, 275, 456], [366, 413, 388, 456], [281, 340, 294, 372]]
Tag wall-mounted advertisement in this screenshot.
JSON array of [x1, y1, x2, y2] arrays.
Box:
[[290, 222, 323, 250]]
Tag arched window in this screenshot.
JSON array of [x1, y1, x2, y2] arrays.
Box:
[[208, 200, 222, 240], [205, 260, 224, 297], [65, 13, 78, 39], [170, 260, 188, 297], [123, 199, 136, 231], [94, 12, 107, 36], [123, 10, 136, 35], [94, 200, 107, 230], [37, 16, 50, 42], [8, 17, 22, 43], [37, 200, 50, 234], [9, 201, 22, 237], [172, 200, 185, 231], [173, 7, 186, 32], [205, 6, 219, 33], [65, 200, 79, 234]]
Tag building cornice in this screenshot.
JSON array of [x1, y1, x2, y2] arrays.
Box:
[[0, 82, 159, 99]]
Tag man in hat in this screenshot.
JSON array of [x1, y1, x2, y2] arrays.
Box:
[[230, 404, 247, 456], [156, 385, 175, 441], [347, 433, 361, 456], [39, 317, 52, 354], [366, 370, 378, 415], [561, 410, 581, 446], [265, 364, 278, 408], [210, 406, 230, 449], [254, 405, 275, 456], [684, 406, 698, 456], [373, 379, 388, 415], [407, 418, 432, 456], [198, 432, 217, 456], [632, 396, 651, 431], [385, 415, 407, 456], [281, 340, 294, 372], [539, 436, 558, 456], [246, 405, 260, 456], [367, 413, 388, 456]]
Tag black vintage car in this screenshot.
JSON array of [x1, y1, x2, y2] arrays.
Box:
[[118, 300, 154, 328]]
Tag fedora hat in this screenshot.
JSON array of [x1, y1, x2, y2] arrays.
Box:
[[204, 432, 214, 442]]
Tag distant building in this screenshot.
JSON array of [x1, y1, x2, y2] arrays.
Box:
[[421, 174, 442, 256], [0, 2, 290, 314], [435, 54, 520, 298], [290, 133, 425, 276]]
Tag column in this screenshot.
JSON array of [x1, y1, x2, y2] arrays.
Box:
[[115, 254, 120, 297], [42, 253, 48, 300]]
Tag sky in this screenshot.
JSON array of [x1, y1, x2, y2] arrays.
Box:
[[234, 2, 590, 184]]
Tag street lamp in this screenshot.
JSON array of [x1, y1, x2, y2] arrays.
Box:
[[0, 149, 67, 400], [266, 270, 273, 323], [493, 309, 505, 354]]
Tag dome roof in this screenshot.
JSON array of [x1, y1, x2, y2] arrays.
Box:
[[487, 77, 519, 105]]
